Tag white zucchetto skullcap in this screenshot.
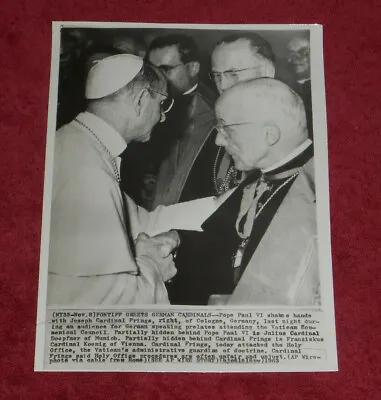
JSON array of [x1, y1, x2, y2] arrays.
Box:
[[85, 54, 144, 99]]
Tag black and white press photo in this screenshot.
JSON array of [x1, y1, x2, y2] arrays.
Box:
[[35, 22, 337, 372]]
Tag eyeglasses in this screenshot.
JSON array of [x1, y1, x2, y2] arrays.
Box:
[[209, 67, 262, 82], [147, 88, 175, 114], [157, 63, 185, 74], [288, 48, 310, 61], [215, 122, 256, 136]]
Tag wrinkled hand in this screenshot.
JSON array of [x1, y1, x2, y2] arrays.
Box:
[[136, 230, 180, 257], [135, 230, 180, 281]]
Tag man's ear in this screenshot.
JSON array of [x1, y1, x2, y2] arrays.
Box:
[[188, 61, 200, 77], [265, 125, 280, 146], [134, 88, 149, 116]]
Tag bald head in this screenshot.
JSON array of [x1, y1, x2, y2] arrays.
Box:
[[217, 78, 307, 137], [215, 78, 308, 171]]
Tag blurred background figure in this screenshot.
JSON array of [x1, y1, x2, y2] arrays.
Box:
[[112, 35, 147, 58], [59, 33, 78, 79], [287, 34, 313, 139], [287, 34, 310, 81], [57, 30, 91, 129], [81, 43, 123, 75], [57, 39, 122, 129], [57, 31, 147, 131]]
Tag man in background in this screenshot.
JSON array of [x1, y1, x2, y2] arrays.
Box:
[[57, 30, 91, 129], [209, 33, 276, 195], [211, 33, 276, 94], [287, 33, 313, 139], [111, 34, 147, 58], [146, 34, 217, 209], [57, 40, 124, 129]]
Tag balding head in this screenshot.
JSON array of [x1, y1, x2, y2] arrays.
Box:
[[215, 78, 308, 171]]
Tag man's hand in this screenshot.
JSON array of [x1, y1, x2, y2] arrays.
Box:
[[135, 230, 180, 282]]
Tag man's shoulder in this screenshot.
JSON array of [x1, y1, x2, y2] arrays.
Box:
[[294, 158, 316, 202], [54, 118, 105, 173], [56, 118, 86, 147], [276, 168, 316, 238], [194, 81, 217, 110]]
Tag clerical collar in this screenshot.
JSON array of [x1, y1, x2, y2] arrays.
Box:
[[183, 83, 198, 96], [297, 78, 311, 84], [262, 139, 312, 176], [75, 112, 127, 158]]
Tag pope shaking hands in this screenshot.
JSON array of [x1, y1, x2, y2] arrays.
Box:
[[135, 231, 180, 282], [46, 54, 220, 306]]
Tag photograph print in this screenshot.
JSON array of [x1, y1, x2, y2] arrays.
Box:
[[39, 22, 332, 309]]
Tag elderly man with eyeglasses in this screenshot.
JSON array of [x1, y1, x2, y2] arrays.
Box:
[[210, 33, 276, 95], [175, 78, 319, 306], [287, 34, 313, 139], [209, 33, 277, 196], [47, 54, 181, 306]]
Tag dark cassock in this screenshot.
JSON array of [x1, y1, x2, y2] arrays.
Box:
[[151, 81, 219, 206], [120, 81, 221, 209]]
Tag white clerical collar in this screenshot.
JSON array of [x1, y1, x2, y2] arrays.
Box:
[[76, 112, 127, 158], [297, 78, 311, 84], [262, 139, 312, 174], [183, 83, 198, 96]]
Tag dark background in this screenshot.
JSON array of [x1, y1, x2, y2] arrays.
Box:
[[67, 26, 305, 78], [1, 1, 380, 399], [84, 26, 304, 58], [57, 27, 306, 131]]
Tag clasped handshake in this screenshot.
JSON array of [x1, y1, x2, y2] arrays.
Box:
[[135, 230, 181, 282]]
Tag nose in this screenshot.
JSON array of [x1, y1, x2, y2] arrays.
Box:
[[215, 130, 227, 147], [217, 75, 234, 94], [288, 53, 303, 64]]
